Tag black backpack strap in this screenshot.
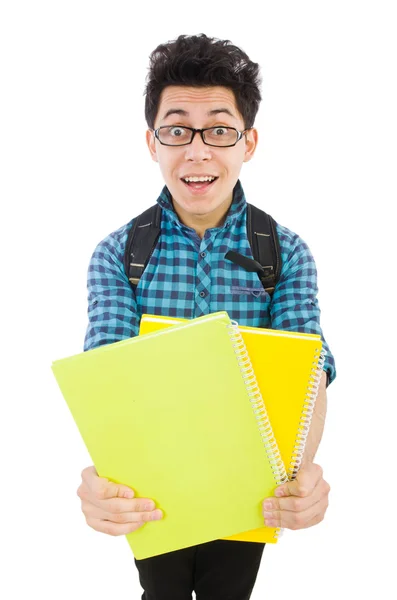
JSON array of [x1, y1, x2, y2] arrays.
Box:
[[246, 203, 282, 297], [123, 204, 162, 293], [123, 201, 281, 296]]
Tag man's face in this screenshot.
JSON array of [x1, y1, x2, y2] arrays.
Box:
[[146, 86, 258, 223]]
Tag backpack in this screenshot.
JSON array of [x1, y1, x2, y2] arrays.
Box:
[[123, 203, 282, 298]]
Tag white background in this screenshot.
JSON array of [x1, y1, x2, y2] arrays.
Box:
[[1, 1, 396, 598]]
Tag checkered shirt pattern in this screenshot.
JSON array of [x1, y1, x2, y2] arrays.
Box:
[[83, 179, 336, 385]]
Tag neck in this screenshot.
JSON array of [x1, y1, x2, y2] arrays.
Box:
[[172, 194, 233, 239]]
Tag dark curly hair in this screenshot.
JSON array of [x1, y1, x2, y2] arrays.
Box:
[[144, 33, 262, 130]]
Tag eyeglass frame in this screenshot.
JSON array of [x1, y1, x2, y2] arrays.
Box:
[[150, 125, 251, 147]]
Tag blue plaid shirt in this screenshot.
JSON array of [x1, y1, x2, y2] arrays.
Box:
[[84, 179, 336, 385]]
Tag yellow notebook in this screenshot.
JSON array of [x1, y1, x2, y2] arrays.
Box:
[[139, 313, 325, 544], [52, 312, 287, 559]]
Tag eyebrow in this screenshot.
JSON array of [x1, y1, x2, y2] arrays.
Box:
[[161, 108, 236, 121]]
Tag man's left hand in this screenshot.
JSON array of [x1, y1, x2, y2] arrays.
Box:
[[262, 463, 330, 530]]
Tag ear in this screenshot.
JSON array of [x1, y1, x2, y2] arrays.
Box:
[[146, 129, 158, 163], [243, 128, 258, 163]]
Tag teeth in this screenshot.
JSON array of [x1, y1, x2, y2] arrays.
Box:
[[184, 176, 216, 183]]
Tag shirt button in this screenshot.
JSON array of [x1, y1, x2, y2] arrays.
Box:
[[199, 291, 206, 298], [200, 251, 206, 258]]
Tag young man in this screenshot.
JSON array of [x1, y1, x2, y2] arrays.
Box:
[[78, 34, 336, 600]]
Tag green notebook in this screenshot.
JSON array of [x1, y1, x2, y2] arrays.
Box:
[[52, 312, 287, 559]]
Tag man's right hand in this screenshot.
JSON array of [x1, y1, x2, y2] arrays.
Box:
[[77, 465, 163, 536]]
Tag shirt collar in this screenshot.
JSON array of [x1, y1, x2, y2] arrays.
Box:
[[156, 179, 247, 229]]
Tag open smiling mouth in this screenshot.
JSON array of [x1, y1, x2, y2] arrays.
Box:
[[181, 177, 219, 192]]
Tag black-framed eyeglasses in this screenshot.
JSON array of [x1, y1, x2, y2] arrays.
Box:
[[151, 125, 251, 147]]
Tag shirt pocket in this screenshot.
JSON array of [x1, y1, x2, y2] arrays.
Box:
[[230, 285, 271, 301]]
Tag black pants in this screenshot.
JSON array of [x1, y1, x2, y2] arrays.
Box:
[[134, 539, 265, 600]]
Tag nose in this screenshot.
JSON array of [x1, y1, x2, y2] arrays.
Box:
[[184, 130, 212, 161]]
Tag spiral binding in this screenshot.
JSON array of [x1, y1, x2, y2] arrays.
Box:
[[287, 348, 327, 481], [227, 320, 288, 541]]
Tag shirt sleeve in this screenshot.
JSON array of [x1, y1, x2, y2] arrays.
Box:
[[83, 224, 139, 352], [270, 225, 336, 387]]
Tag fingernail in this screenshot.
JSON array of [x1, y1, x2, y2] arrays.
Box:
[[264, 501, 273, 510], [275, 488, 284, 497], [145, 501, 155, 510], [265, 519, 276, 527], [124, 490, 134, 498]]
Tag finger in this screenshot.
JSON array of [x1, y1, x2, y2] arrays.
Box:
[[291, 496, 330, 530], [103, 508, 164, 524], [264, 477, 330, 514], [274, 463, 324, 498], [85, 516, 146, 536], [264, 496, 329, 530], [81, 467, 136, 501], [264, 501, 320, 528], [303, 511, 327, 529], [83, 501, 163, 524], [80, 486, 158, 514], [101, 496, 159, 514]]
